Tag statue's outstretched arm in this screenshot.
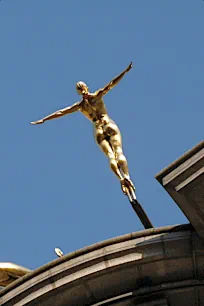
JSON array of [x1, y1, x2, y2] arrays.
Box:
[[95, 62, 132, 98], [30, 102, 80, 125]]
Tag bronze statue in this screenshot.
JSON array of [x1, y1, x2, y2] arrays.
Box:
[[0, 262, 31, 287], [31, 62, 135, 195]]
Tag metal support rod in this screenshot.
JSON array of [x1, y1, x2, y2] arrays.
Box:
[[126, 189, 154, 229], [130, 198, 154, 229]]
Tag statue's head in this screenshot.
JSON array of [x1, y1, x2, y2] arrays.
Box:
[[76, 81, 89, 95]]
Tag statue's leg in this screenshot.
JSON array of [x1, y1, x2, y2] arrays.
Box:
[[105, 123, 135, 192], [99, 139, 124, 181], [94, 126, 123, 181]]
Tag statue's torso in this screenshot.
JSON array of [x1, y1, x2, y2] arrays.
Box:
[[79, 94, 108, 122]]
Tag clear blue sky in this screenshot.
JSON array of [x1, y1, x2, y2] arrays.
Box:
[[0, 1, 203, 270]]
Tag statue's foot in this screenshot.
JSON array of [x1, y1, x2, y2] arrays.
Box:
[[124, 177, 135, 190], [120, 178, 135, 195], [121, 181, 128, 195]]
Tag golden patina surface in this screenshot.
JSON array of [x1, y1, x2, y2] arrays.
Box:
[[0, 262, 31, 287], [31, 62, 135, 194]]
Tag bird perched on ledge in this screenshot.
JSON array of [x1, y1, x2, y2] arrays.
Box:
[[55, 248, 64, 258]]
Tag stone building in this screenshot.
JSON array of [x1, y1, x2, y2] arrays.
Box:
[[0, 141, 203, 306]]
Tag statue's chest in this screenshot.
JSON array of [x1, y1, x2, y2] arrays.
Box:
[[84, 96, 98, 109], [80, 96, 107, 121], [81, 99, 96, 121], [82, 99, 95, 112], [87, 96, 107, 114]]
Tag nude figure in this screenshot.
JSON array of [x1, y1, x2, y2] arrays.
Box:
[[31, 62, 135, 194]]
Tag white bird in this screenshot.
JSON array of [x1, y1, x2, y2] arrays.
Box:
[[54, 248, 64, 257]]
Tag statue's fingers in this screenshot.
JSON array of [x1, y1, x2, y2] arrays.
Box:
[[126, 62, 132, 72], [30, 120, 43, 125]]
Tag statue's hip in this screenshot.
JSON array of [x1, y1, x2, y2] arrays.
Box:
[[93, 116, 120, 137]]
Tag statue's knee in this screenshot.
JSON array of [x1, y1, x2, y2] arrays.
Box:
[[117, 153, 127, 165], [109, 158, 118, 170]]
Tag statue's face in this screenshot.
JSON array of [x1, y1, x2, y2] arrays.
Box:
[[76, 81, 89, 95]]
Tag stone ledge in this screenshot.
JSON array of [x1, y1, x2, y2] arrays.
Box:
[[155, 140, 204, 239], [0, 225, 203, 306]]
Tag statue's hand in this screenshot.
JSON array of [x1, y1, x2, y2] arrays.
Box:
[[30, 119, 44, 125], [126, 62, 133, 72]]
